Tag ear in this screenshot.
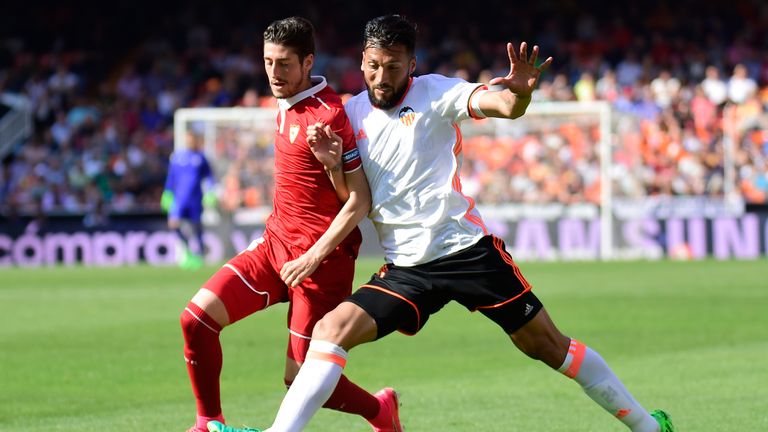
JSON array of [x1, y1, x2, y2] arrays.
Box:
[[409, 57, 417, 75], [360, 51, 366, 71], [304, 53, 314, 71]]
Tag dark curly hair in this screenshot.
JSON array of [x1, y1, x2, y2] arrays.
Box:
[[363, 14, 416, 55], [263, 16, 315, 61]]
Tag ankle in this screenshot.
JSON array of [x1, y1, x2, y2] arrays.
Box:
[[197, 414, 225, 430]]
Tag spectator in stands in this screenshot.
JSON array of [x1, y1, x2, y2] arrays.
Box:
[[650, 69, 681, 109], [727, 63, 758, 105], [3, 0, 768, 216], [47, 64, 79, 109], [701, 65, 728, 107]]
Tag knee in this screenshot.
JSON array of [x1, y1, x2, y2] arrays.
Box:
[[180, 302, 223, 342], [311, 312, 344, 342], [180, 306, 201, 341], [310, 303, 377, 351], [180, 307, 194, 336]]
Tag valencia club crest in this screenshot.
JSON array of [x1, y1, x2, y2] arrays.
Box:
[[398, 106, 416, 126]]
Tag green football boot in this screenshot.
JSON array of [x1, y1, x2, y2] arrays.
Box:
[[206, 420, 262, 432], [650, 409, 675, 432], [179, 250, 203, 270]]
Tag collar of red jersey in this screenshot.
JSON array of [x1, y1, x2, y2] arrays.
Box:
[[277, 76, 327, 110]]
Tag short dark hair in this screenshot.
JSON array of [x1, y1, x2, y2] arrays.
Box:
[[364, 14, 416, 55], [263, 16, 315, 61]]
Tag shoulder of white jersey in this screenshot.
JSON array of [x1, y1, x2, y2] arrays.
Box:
[[343, 91, 370, 118], [344, 90, 368, 107], [416, 73, 474, 90]]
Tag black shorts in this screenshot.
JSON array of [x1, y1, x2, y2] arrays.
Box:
[[347, 235, 543, 338]]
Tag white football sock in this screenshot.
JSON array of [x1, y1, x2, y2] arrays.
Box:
[[559, 339, 659, 432], [265, 340, 347, 432]]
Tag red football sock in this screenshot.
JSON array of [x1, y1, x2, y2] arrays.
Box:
[[287, 335, 380, 420], [324, 374, 380, 420], [181, 302, 224, 418]]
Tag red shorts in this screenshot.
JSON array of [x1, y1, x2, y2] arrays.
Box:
[[202, 232, 356, 361]]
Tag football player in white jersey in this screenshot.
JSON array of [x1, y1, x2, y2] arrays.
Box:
[[226, 14, 674, 432]]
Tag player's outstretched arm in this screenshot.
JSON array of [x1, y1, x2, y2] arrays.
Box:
[[478, 41, 553, 119]]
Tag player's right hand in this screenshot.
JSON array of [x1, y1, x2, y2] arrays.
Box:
[[307, 123, 343, 171], [280, 251, 322, 288]]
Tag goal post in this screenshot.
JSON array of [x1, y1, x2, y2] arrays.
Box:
[[174, 101, 752, 260], [526, 101, 613, 259], [174, 102, 614, 260], [459, 100, 614, 260]]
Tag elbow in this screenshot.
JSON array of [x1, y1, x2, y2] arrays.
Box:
[[510, 108, 526, 119], [357, 194, 372, 217], [344, 191, 371, 220]]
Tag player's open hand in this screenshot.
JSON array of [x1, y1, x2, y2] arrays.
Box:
[[489, 42, 553, 98], [307, 123, 343, 171], [280, 252, 322, 288]]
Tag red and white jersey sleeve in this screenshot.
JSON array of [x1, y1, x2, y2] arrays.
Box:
[[344, 74, 488, 266]]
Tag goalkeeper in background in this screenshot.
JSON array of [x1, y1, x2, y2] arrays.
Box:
[[162, 130, 216, 269]]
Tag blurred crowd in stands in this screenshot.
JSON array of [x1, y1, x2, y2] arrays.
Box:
[[1, 0, 767, 220]]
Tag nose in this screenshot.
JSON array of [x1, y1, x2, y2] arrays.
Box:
[[374, 69, 390, 88], [267, 63, 279, 80]]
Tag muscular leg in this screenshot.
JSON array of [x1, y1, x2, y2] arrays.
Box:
[[508, 307, 570, 367], [510, 308, 660, 432], [283, 347, 381, 422], [313, 302, 379, 349], [267, 302, 379, 432], [182, 248, 277, 431], [181, 288, 230, 431]]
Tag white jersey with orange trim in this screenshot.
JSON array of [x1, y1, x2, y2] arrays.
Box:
[[345, 73, 488, 266]]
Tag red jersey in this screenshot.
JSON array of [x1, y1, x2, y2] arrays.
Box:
[[266, 76, 363, 254]]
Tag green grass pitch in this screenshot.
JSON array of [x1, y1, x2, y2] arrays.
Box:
[[1, 258, 767, 431]]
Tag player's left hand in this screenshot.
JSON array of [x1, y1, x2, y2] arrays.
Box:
[[161, 190, 174, 213], [307, 123, 343, 171], [489, 42, 553, 98], [280, 252, 322, 288]]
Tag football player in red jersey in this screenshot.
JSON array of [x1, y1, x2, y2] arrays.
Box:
[[181, 17, 401, 432]]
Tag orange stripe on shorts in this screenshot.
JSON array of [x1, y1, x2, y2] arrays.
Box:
[[492, 236, 531, 290], [360, 284, 422, 331]]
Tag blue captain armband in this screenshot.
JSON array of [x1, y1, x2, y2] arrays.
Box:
[[342, 148, 360, 164]]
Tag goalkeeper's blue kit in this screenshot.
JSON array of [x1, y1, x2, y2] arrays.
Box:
[[164, 149, 213, 223]]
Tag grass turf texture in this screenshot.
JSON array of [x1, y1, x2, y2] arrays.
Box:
[[1, 259, 767, 431]]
